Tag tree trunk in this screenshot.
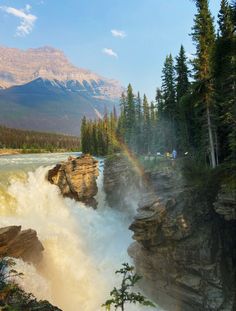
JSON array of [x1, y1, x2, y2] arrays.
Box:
[[206, 105, 216, 168]]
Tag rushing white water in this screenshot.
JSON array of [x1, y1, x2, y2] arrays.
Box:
[[0, 153, 162, 311]]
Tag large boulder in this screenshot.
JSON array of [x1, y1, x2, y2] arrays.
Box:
[[48, 154, 99, 207], [0, 226, 44, 264]]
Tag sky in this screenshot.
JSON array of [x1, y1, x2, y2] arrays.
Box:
[[0, 0, 221, 100]]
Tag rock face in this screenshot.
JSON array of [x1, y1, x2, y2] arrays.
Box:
[[214, 185, 236, 221], [103, 155, 236, 311], [128, 171, 236, 311], [48, 154, 99, 207], [0, 226, 44, 264], [103, 154, 143, 212]]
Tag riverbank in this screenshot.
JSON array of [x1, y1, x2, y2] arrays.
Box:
[[0, 148, 79, 156]]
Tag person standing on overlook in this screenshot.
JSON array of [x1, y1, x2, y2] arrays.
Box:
[[172, 149, 177, 159]]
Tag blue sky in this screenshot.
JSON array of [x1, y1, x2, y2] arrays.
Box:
[[0, 0, 221, 99]]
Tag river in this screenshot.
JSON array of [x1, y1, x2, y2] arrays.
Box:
[[0, 153, 163, 311]]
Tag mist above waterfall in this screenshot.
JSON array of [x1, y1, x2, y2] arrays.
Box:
[[0, 154, 161, 311]]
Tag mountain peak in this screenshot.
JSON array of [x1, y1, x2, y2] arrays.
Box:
[[0, 45, 123, 99]]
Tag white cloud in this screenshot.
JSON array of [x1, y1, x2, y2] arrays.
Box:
[[102, 48, 118, 58], [25, 4, 32, 12], [111, 29, 126, 39], [0, 5, 37, 37]]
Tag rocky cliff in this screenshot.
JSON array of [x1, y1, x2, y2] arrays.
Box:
[[0, 45, 122, 99], [103, 154, 142, 212], [48, 154, 99, 207], [0, 226, 44, 264], [103, 155, 236, 311]]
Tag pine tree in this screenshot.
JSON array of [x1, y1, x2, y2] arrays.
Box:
[[135, 92, 143, 154], [117, 92, 127, 140], [150, 101, 157, 153], [218, 0, 234, 37], [192, 0, 217, 167], [214, 0, 235, 162], [175, 45, 189, 102], [142, 94, 150, 154], [161, 54, 176, 120], [81, 116, 90, 153], [126, 84, 136, 147], [155, 88, 164, 115], [175, 45, 191, 152], [160, 54, 176, 151]]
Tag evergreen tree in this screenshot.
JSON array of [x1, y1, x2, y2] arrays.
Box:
[[150, 101, 157, 153], [81, 116, 90, 153], [155, 88, 164, 115], [214, 0, 235, 162], [175, 45, 189, 102], [126, 84, 136, 147], [135, 92, 143, 154], [142, 94, 150, 154], [192, 0, 217, 167], [161, 54, 176, 120], [175, 45, 191, 152], [117, 92, 127, 140], [160, 54, 176, 151]]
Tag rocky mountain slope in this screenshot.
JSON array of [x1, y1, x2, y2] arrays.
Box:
[[0, 46, 123, 134], [0, 46, 122, 99]]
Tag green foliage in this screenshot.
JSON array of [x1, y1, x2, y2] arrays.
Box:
[[0, 126, 80, 151], [0, 258, 23, 290], [102, 263, 155, 311], [80, 108, 120, 156], [191, 0, 217, 168], [0, 258, 60, 311], [80, 0, 235, 178], [213, 0, 236, 163]]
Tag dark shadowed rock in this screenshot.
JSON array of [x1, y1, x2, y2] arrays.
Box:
[[0, 226, 44, 264], [48, 154, 99, 207], [214, 185, 236, 221]]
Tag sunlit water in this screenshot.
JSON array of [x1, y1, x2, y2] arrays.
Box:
[[0, 153, 163, 311]]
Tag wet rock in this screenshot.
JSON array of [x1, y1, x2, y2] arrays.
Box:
[[48, 154, 99, 207], [0, 226, 44, 264], [103, 154, 143, 211]]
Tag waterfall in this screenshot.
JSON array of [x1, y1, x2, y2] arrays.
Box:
[[0, 154, 161, 311]]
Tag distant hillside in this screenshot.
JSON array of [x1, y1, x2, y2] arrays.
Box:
[[0, 46, 122, 134], [0, 125, 80, 151]]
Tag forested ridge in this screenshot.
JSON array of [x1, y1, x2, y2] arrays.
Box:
[[81, 0, 236, 172], [0, 125, 80, 151]]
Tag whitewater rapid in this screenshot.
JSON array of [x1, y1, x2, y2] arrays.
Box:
[[0, 153, 162, 311]]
